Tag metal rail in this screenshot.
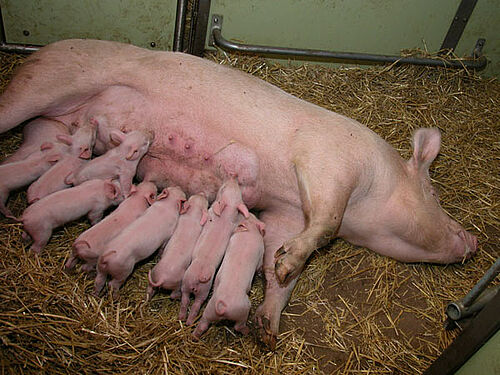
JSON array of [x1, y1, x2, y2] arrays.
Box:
[[210, 14, 487, 70], [173, 0, 189, 52]]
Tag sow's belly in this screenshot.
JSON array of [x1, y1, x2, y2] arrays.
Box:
[[136, 130, 263, 209]]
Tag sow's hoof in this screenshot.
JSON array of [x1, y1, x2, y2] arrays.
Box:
[[259, 317, 277, 350], [274, 246, 302, 287]]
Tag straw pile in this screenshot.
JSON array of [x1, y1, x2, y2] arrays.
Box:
[[0, 49, 498, 374]]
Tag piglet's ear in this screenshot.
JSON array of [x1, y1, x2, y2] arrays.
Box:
[[40, 142, 53, 151], [157, 188, 169, 200], [256, 220, 266, 237], [110, 130, 126, 146], [47, 153, 61, 164], [410, 128, 441, 172], [56, 134, 73, 146], [104, 181, 119, 200], [129, 185, 138, 196], [180, 201, 190, 215], [146, 192, 156, 205], [235, 223, 248, 233], [200, 209, 208, 226], [237, 203, 250, 219], [212, 200, 226, 216], [177, 199, 186, 213], [79, 146, 92, 159], [126, 146, 140, 161], [64, 172, 74, 185]]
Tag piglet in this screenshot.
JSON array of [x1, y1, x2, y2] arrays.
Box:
[[66, 181, 157, 272], [193, 213, 265, 338], [147, 193, 209, 300], [0, 146, 61, 219], [1, 118, 69, 165], [179, 177, 250, 325], [27, 121, 97, 203], [94, 186, 186, 299], [22, 179, 122, 253], [67, 129, 153, 196]]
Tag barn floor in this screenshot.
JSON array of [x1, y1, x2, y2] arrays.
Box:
[[0, 50, 499, 374]]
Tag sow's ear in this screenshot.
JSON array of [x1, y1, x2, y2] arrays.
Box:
[[410, 128, 441, 172], [110, 130, 127, 146]]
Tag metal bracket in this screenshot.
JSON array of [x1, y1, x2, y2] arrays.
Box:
[[440, 0, 479, 52], [208, 14, 222, 47], [209, 14, 487, 70]]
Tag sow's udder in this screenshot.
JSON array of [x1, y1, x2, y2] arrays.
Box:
[[136, 133, 261, 208]]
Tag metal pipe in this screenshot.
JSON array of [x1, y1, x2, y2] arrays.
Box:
[[446, 258, 500, 321], [173, 0, 189, 51], [446, 284, 499, 321], [462, 258, 500, 307], [0, 43, 39, 54], [210, 15, 487, 70]]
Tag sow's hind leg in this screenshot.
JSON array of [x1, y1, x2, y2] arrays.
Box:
[[274, 147, 354, 287], [0, 40, 111, 134]]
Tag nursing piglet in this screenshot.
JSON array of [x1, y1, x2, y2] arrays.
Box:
[[94, 186, 186, 299], [193, 213, 265, 338], [68, 129, 152, 196], [22, 179, 122, 253], [0, 147, 61, 219], [179, 178, 250, 325], [27, 121, 97, 203], [66, 181, 157, 272], [1, 118, 69, 165], [147, 193, 209, 300]]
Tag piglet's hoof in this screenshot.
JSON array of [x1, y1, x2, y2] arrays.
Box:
[[259, 317, 277, 350]]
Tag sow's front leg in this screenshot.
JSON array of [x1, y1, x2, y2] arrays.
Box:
[[255, 207, 304, 349], [274, 145, 354, 286]]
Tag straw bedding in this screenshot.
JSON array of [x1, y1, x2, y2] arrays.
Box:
[[0, 49, 498, 374]]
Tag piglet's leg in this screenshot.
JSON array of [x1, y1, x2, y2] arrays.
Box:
[[186, 286, 211, 326], [255, 208, 304, 349], [87, 208, 104, 226], [94, 271, 107, 296], [23, 220, 53, 254], [274, 156, 352, 287]]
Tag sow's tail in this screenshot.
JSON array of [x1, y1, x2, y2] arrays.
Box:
[[0, 39, 135, 134]]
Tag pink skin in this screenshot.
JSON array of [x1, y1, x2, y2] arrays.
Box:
[[67, 129, 153, 197], [22, 179, 122, 254], [0, 40, 478, 347], [0, 146, 61, 219], [179, 178, 250, 326], [1, 118, 69, 165], [26, 121, 97, 204], [147, 193, 209, 301], [193, 213, 265, 339], [66, 181, 157, 272], [94, 186, 186, 299]]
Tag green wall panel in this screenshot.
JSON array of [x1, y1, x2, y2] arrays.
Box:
[[455, 330, 500, 375], [0, 0, 177, 50], [208, 0, 499, 77]]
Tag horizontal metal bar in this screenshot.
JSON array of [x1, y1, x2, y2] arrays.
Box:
[[210, 15, 487, 70]]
